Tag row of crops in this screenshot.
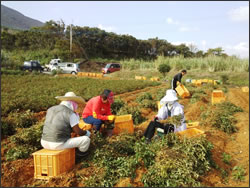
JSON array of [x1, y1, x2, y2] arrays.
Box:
[[1, 72, 246, 187]]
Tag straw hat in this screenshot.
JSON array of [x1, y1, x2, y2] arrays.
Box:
[[55, 92, 85, 104], [161, 89, 178, 102]]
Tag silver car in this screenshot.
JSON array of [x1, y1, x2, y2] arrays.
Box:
[[58, 63, 80, 75]]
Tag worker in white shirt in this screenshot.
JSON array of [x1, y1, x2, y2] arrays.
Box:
[[143, 89, 186, 142]]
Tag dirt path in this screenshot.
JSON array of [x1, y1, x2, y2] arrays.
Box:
[[200, 88, 249, 187], [1, 85, 249, 187]]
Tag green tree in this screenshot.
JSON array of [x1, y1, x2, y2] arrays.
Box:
[[158, 64, 171, 77]]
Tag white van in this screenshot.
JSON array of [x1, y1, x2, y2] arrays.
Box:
[[57, 62, 80, 75], [44, 59, 62, 71]]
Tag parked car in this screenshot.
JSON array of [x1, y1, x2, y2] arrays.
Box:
[[20, 60, 43, 72], [44, 59, 62, 71], [57, 62, 80, 75], [102, 63, 121, 74]]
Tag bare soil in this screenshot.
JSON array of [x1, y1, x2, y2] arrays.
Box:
[[1, 84, 249, 187]]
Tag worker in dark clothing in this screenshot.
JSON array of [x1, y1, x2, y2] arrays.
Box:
[[171, 70, 187, 91]]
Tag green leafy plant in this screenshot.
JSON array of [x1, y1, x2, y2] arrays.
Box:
[[111, 97, 125, 115], [117, 105, 146, 125], [222, 152, 231, 165], [220, 74, 229, 84], [232, 166, 245, 181], [136, 92, 153, 103], [158, 63, 171, 77]]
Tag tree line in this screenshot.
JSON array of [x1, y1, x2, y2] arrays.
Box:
[[1, 20, 229, 62]]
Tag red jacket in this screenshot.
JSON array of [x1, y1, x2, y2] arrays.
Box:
[[82, 96, 112, 120]]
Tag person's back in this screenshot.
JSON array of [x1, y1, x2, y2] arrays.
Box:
[[42, 104, 73, 142]]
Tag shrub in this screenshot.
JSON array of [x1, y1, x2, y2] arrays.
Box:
[[142, 136, 213, 187], [117, 105, 146, 125], [204, 102, 243, 134], [6, 146, 32, 161], [158, 63, 171, 77], [6, 123, 43, 161], [136, 92, 153, 103], [220, 75, 229, 84], [1, 119, 16, 137], [111, 97, 125, 115]]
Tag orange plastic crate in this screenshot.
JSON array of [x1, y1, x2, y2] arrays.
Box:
[[186, 122, 199, 129], [78, 119, 92, 130], [32, 148, 75, 180], [212, 90, 224, 97], [177, 128, 205, 138], [212, 90, 226, 105], [113, 114, 134, 135], [176, 84, 190, 98]]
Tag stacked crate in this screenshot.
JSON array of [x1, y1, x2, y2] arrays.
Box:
[[211, 90, 226, 105]]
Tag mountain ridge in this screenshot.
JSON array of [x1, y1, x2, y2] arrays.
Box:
[[1, 4, 44, 30]]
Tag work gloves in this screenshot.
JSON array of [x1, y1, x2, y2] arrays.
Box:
[[107, 115, 115, 121]]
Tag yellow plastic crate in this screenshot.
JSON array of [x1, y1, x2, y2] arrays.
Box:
[[201, 79, 208, 83], [176, 84, 190, 98], [135, 76, 142, 80], [78, 119, 92, 130], [150, 77, 160, 81], [211, 90, 226, 105], [208, 79, 214, 84], [157, 101, 163, 110], [195, 80, 202, 86], [241, 86, 249, 92], [113, 114, 134, 135], [177, 128, 205, 138], [191, 79, 196, 84], [186, 122, 199, 129], [96, 73, 103, 78], [32, 148, 75, 180], [141, 76, 147, 80]]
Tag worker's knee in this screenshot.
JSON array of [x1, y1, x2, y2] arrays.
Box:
[[79, 136, 90, 152]]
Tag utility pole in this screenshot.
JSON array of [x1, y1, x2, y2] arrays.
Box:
[[70, 24, 72, 53]]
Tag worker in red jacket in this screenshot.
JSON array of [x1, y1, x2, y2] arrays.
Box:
[[82, 89, 115, 132]]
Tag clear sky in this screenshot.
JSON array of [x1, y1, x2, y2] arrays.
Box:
[[2, 1, 249, 58]]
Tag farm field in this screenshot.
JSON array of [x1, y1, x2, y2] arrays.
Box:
[[1, 71, 249, 187]]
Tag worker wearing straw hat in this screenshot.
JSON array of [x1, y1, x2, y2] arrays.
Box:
[[144, 89, 186, 143], [41, 92, 91, 157]]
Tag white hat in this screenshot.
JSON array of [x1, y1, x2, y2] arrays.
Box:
[[55, 92, 85, 104], [161, 89, 178, 102]]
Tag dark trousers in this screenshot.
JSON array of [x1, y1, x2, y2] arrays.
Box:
[[83, 116, 103, 131], [144, 120, 174, 140], [172, 79, 177, 91]]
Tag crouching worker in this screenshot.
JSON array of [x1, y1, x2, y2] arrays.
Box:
[[41, 92, 91, 157], [82, 89, 115, 133], [144, 89, 186, 143]]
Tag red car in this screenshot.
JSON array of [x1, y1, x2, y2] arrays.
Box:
[[102, 63, 121, 74]]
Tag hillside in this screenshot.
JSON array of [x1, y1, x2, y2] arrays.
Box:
[[1, 4, 44, 30]]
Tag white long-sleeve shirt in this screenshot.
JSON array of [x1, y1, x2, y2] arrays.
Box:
[[156, 102, 186, 132]]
